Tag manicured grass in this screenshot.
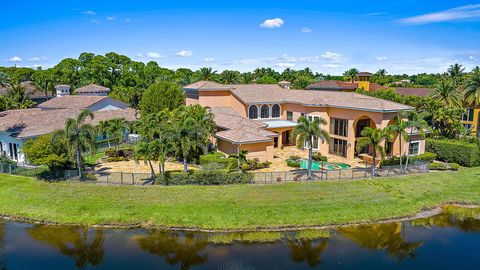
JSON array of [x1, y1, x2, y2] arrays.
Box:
[[84, 151, 106, 165], [0, 168, 479, 230]]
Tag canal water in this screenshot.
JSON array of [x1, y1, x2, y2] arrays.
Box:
[[1, 209, 479, 269]]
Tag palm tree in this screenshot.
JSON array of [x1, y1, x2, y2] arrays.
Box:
[[108, 118, 129, 150], [198, 67, 217, 81], [241, 72, 254, 84], [465, 72, 480, 106], [432, 79, 459, 106], [96, 120, 112, 148], [220, 70, 240, 84], [343, 68, 359, 83], [7, 83, 35, 109], [376, 68, 387, 78], [355, 127, 390, 176], [0, 72, 11, 88], [403, 111, 429, 172], [448, 63, 465, 85], [386, 114, 410, 172], [472, 66, 480, 75], [33, 70, 54, 100], [134, 141, 157, 178], [230, 149, 248, 172], [291, 116, 331, 178], [64, 109, 96, 179]]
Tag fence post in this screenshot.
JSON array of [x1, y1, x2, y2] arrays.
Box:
[[132, 173, 135, 185], [106, 174, 109, 184], [120, 172, 123, 184], [338, 169, 341, 180], [9, 165, 12, 174], [264, 173, 267, 184]]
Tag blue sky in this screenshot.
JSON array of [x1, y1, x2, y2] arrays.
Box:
[[1, 0, 480, 74]]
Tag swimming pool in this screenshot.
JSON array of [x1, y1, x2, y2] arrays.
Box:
[[300, 159, 351, 171]]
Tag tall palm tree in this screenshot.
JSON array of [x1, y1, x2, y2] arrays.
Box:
[[220, 70, 240, 84], [386, 114, 410, 172], [96, 120, 112, 148], [134, 141, 157, 178], [403, 111, 429, 172], [472, 66, 480, 75], [7, 83, 35, 109], [465, 72, 480, 106], [198, 67, 217, 81], [355, 127, 390, 176], [343, 68, 359, 83], [432, 79, 459, 106], [0, 72, 11, 88], [448, 63, 465, 85], [241, 72, 255, 84], [64, 109, 96, 179], [107, 118, 130, 150], [376, 68, 387, 78], [291, 116, 331, 178], [33, 70, 54, 100]]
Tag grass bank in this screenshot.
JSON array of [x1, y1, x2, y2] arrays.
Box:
[[0, 168, 479, 230]]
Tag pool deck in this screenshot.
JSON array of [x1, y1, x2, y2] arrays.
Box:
[[254, 146, 366, 172]]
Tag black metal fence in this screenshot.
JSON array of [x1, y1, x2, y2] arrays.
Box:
[[251, 162, 430, 184], [0, 162, 79, 180], [92, 171, 154, 185]]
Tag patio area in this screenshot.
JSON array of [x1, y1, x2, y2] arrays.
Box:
[[254, 146, 366, 172]]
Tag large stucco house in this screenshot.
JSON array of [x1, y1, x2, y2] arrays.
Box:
[[0, 95, 136, 163], [184, 81, 426, 162]]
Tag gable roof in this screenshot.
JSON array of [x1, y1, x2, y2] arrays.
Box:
[[0, 108, 137, 139], [307, 80, 358, 90], [37, 96, 109, 109], [395, 87, 433, 97], [183, 81, 227, 90], [74, 84, 110, 94], [209, 107, 277, 144]]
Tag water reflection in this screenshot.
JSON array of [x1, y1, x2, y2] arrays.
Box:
[[288, 238, 328, 266], [338, 223, 423, 261], [0, 223, 6, 270], [412, 211, 480, 232], [135, 230, 208, 270], [27, 225, 105, 268]]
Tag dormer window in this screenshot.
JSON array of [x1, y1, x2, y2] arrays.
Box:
[[271, 104, 280, 118], [261, 105, 270, 118]]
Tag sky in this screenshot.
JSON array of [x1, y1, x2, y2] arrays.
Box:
[[1, 0, 480, 75]]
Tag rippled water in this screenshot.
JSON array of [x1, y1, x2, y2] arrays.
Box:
[[1, 210, 480, 269]]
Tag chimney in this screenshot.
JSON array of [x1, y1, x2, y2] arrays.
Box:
[[55, 85, 71, 97], [278, 80, 291, 89]]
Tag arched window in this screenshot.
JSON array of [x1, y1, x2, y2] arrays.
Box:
[[248, 105, 258, 119], [261, 105, 270, 118], [271, 104, 280, 118]]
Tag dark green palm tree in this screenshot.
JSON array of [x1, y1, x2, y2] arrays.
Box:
[[230, 149, 248, 172], [0, 72, 11, 88], [465, 72, 480, 106], [96, 120, 112, 148], [107, 118, 130, 150], [64, 109, 96, 179], [343, 68, 359, 83], [198, 67, 217, 81], [220, 70, 240, 84], [134, 141, 157, 178], [448, 63, 465, 85], [355, 127, 391, 176], [241, 72, 254, 84], [291, 116, 331, 178], [386, 113, 410, 172], [432, 79, 459, 106], [33, 70, 55, 100], [7, 83, 35, 109]]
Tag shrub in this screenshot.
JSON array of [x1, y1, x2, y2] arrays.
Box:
[[449, 163, 460, 171], [288, 155, 302, 162], [242, 158, 271, 171], [105, 148, 117, 158], [106, 157, 127, 162], [312, 152, 328, 162], [200, 153, 238, 171], [429, 162, 447, 170], [414, 152, 437, 163], [287, 160, 301, 168], [155, 171, 253, 185], [426, 139, 480, 167]]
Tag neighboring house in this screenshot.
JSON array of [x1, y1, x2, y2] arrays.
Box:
[[0, 95, 136, 163], [395, 87, 480, 138], [0, 81, 55, 102], [74, 84, 111, 96], [307, 72, 388, 92], [184, 81, 425, 162]]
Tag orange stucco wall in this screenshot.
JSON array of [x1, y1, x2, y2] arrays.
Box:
[[217, 139, 274, 162], [198, 91, 248, 117]]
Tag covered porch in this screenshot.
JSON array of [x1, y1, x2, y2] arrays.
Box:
[[261, 120, 298, 149]]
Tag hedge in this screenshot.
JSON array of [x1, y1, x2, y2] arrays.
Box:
[[199, 153, 237, 171], [426, 139, 480, 167], [155, 171, 253, 185]]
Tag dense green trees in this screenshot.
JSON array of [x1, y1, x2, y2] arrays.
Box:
[[139, 81, 185, 114], [23, 134, 71, 170]]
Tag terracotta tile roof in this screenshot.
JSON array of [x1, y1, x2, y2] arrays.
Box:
[[0, 107, 137, 139], [0, 81, 54, 100], [369, 82, 389, 92], [307, 80, 358, 90], [209, 107, 277, 144], [395, 87, 433, 97], [74, 84, 110, 94], [37, 96, 109, 109], [183, 81, 227, 89], [357, 72, 373, 76]]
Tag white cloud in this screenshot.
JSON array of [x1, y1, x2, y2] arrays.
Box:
[[9, 56, 22, 62], [260, 18, 284, 28], [125, 18, 131, 22], [469, 56, 476, 60], [376, 56, 388, 61], [176, 50, 193, 57], [322, 64, 340, 68], [28, 56, 47, 62], [320, 52, 345, 63], [146, 52, 165, 59], [275, 63, 295, 68], [301, 27, 312, 33], [203, 57, 215, 62], [399, 4, 480, 24], [106, 16, 115, 21], [90, 19, 100, 24], [81, 10, 96, 15]]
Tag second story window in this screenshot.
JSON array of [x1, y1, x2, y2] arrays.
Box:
[[271, 104, 280, 118], [248, 105, 258, 119], [261, 105, 270, 118], [287, 111, 293, 121], [331, 118, 348, 137], [462, 109, 474, 122]]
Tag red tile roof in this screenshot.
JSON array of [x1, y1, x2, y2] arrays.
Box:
[[395, 87, 433, 97]]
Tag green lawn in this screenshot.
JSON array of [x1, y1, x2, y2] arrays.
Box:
[[0, 168, 479, 230]]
